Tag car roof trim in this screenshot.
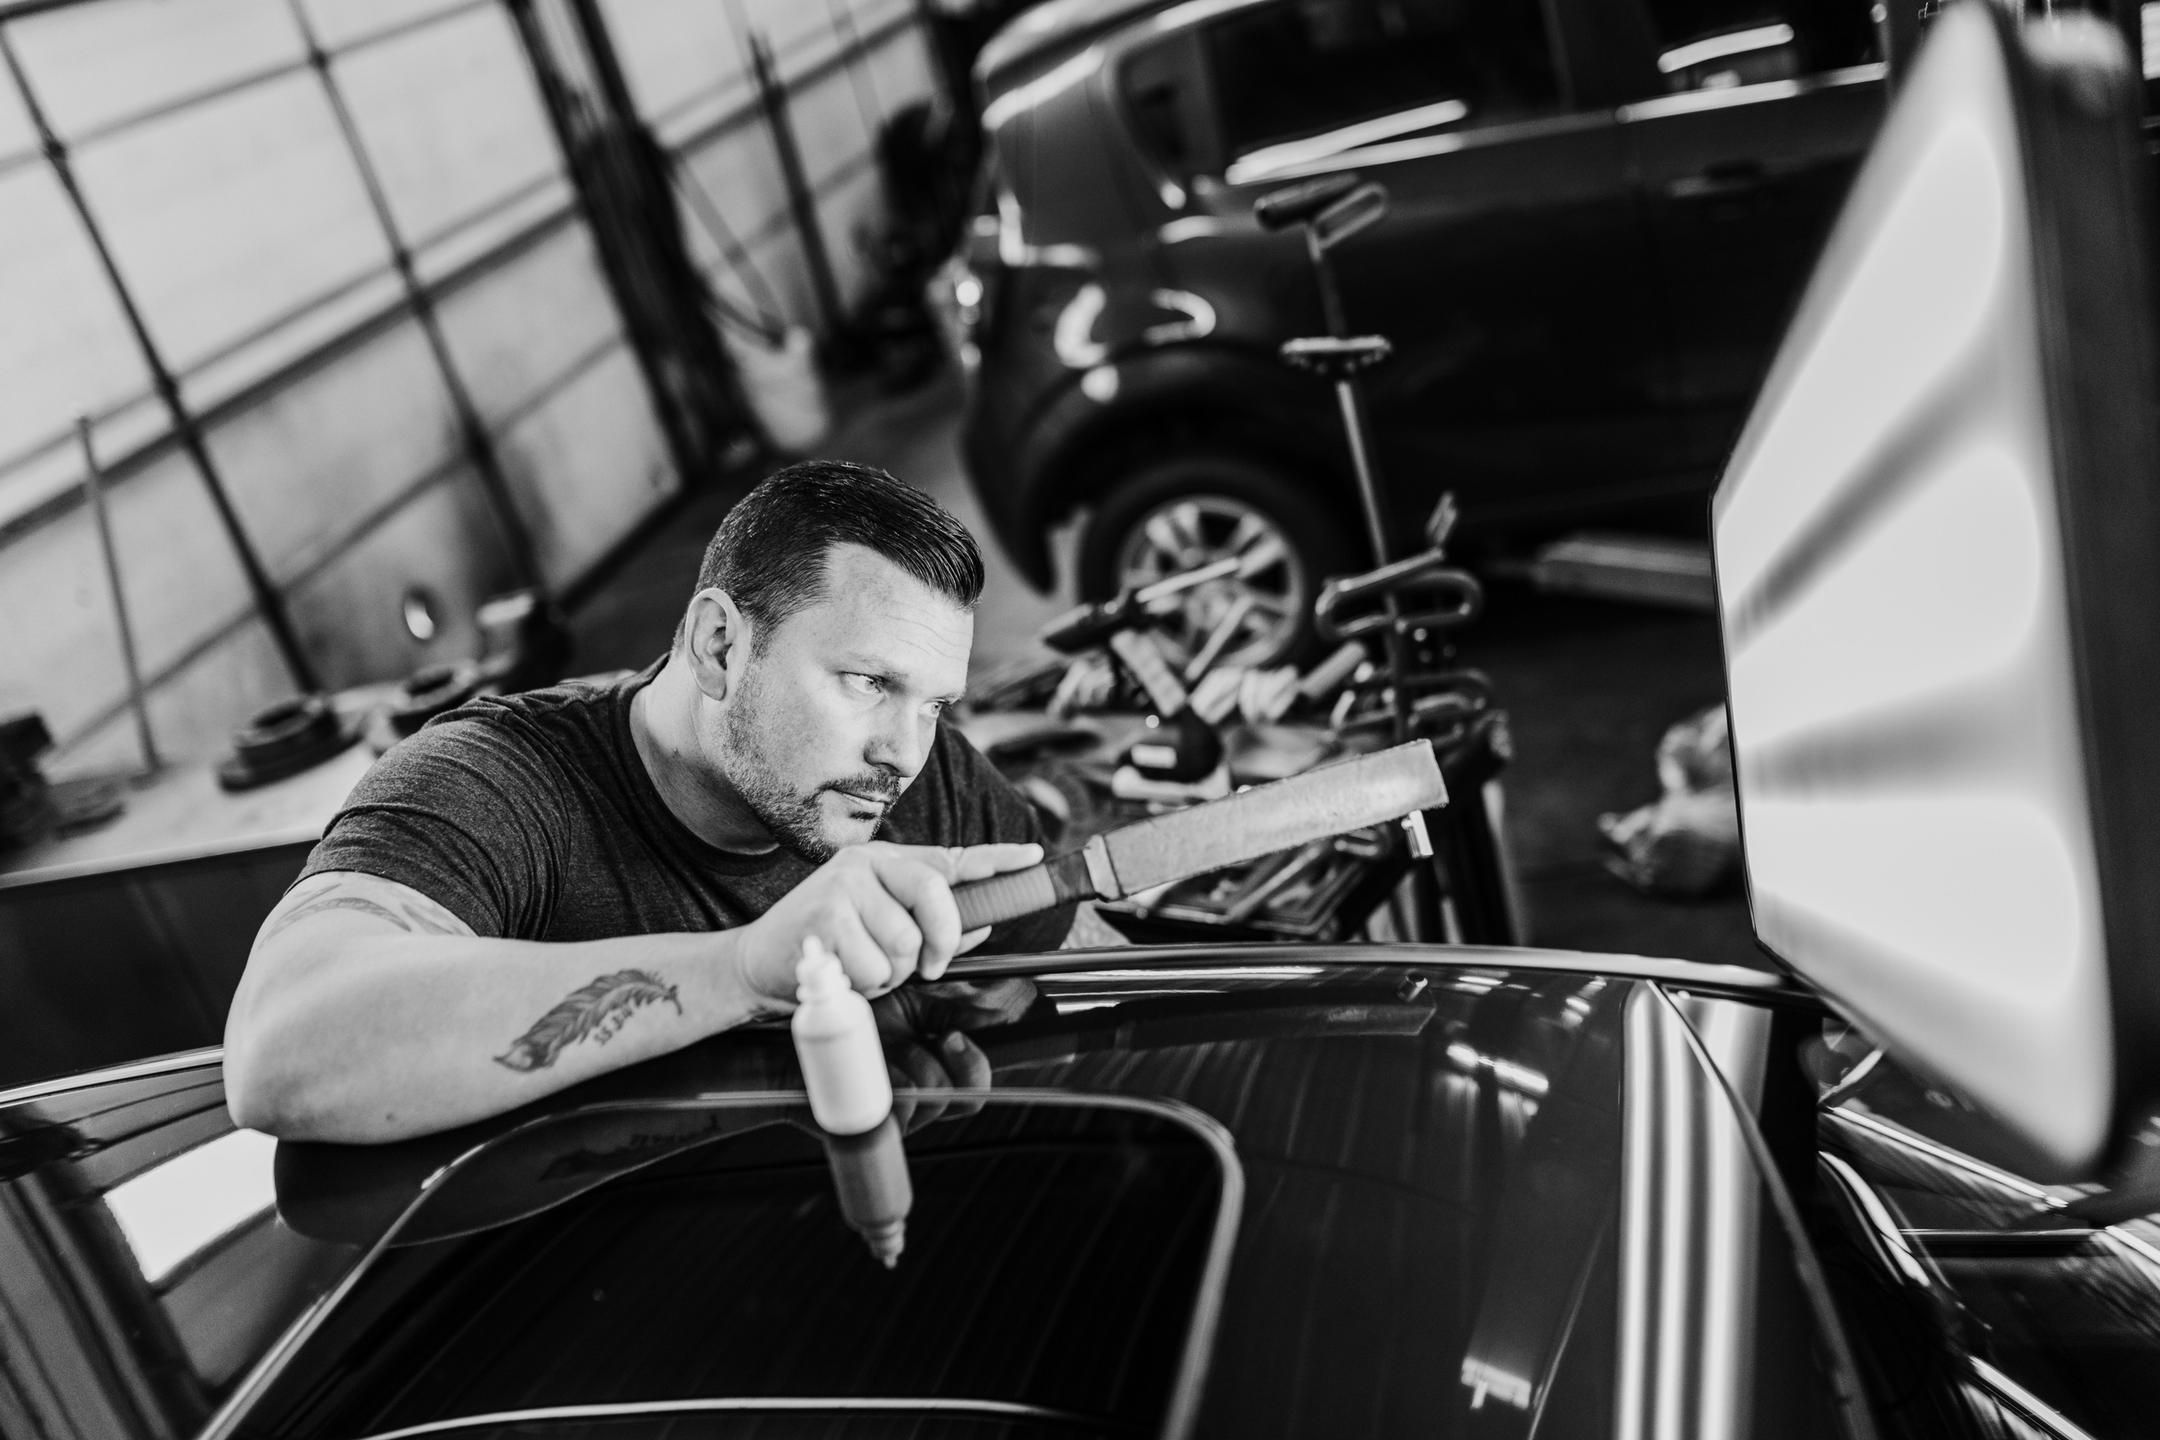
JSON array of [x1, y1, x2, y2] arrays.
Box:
[[0, 1045, 222, 1109], [964, 941, 1798, 997]]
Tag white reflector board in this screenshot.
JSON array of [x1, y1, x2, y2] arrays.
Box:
[[1713, 2, 2160, 1180]]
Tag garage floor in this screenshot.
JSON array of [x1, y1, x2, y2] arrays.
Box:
[[572, 373, 1769, 973]]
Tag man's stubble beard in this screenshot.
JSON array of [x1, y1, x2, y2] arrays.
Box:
[[717, 657, 896, 864]]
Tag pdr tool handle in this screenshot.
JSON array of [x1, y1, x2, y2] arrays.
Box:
[[953, 838, 1109, 932], [1316, 553, 1483, 642], [949, 740, 1447, 935]]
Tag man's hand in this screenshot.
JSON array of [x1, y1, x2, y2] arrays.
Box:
[[873, 977, 1040, 1130], [734, 841, 1044, 1008]]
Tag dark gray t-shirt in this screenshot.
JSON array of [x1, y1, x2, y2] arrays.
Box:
[[302, 664, 1074, 954]]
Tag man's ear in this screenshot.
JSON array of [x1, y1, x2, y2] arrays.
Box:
[[681, 587, 751, 702]]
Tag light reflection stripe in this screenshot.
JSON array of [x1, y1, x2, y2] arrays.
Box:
[[1047, 966, 1326, 982], [106, 1127, 277, 1284], [1616, 990, 1661, 1440], [1967, 1358, 2096, 1440], [1658, 23, 1796, 74], [1226, 98, 1469, 183], [1828, 1108, 2057, 1204], [1694, 999, 1766, 1440], [354, 1397, 1099, 1440], [1653, 988, 1695, 1440], [1819, 1154, 1934, 1289]]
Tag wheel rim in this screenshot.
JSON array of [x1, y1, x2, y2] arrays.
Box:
[[1111, 494, 1308, 670]]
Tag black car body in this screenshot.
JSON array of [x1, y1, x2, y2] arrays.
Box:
[[945, 0, 1886, 658], [4, 945, 2152, 1439]]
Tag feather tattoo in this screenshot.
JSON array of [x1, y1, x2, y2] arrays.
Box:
[[494, 970, 683, 1072]]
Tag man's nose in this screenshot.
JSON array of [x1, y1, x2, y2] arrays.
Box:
[[865, 708, 934, 779]]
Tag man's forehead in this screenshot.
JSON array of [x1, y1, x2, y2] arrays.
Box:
[[782, 543, 972, 672], [815, 542, 942, 600]]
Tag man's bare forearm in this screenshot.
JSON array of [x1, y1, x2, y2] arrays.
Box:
[[226, 921, 771, 1145]]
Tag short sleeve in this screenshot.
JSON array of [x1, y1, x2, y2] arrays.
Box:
[[300, 718, 564, 938]]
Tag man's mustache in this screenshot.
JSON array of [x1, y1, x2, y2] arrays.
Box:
[[828, 774, 905, 805]]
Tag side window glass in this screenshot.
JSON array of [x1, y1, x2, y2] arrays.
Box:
[[1202, 0, 1562, 185], [1638, 0, 1880, 95], [1122, 34, 1207, 176]]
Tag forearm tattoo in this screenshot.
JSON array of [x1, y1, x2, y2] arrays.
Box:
[[495, 971, 684, 1073]]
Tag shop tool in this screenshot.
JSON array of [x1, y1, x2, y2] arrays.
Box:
[[946, 739, 1445, 941], [1258, 173, 1519, 944]]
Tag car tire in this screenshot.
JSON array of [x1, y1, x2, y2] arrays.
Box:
[[1078, 451, 1358, 670]]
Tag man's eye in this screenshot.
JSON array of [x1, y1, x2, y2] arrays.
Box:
[[842, 673, 883, 695]]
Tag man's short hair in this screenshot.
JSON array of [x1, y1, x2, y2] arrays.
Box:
[[694, 459, 985, 650]]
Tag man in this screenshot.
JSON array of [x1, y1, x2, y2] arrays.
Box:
[[225, 461, 1086, 1145]]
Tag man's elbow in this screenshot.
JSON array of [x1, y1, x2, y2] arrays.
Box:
[[222, 982, 342, 1140], [221, 1022, 310, 1139]]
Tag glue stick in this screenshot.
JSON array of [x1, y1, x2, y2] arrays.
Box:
[[791, 937, 893, 1135]]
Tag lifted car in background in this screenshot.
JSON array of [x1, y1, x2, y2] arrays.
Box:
[[941, 0, 1885, 661]]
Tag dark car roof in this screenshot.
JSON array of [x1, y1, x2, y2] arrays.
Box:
[[0, 945, 1823, 1440], [9, 944, 2142, 1439]]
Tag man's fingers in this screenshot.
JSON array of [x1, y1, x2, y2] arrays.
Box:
[[934, 1032, 991, 1121], [842, 873, 926, 988], [831, 843, 1048, 989], [886, 1041, 952, 1131], [946, 842, 1045, 882], [826, 911, 896, 995], [940, 976, 1039, 1027], [937, 1030, 991, 1087], [866, 849, 967, 975]]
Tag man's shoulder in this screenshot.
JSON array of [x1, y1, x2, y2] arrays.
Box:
[[361, 669, 639, 800], [427, 668, 636, 735], [886, 720, 1038, 846]]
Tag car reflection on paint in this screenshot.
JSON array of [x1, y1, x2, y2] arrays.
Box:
[[1, 945, 2152, 1440]]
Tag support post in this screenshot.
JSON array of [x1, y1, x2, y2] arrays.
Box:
[[75, 418, 159, 776], [749, 29, 847, 339]]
